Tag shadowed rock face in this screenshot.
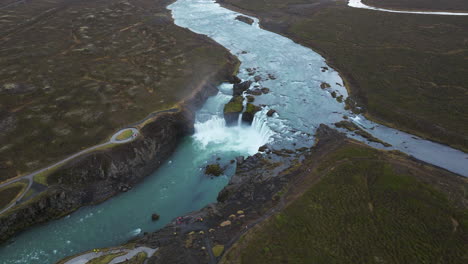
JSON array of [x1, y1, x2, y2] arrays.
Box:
[[0, 0, 237, 181]]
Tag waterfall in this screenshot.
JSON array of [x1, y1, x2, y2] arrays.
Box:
[[252, 109, 275, 144], [192, 89, 274, 155]]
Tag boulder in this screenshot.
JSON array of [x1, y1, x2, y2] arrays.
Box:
[[205, 164, 223, 176], [235, 15, 254, 25], [151, 213, 160, 221], [242, 103, 260, 125], [267, 109, 276, 117], [246, 95, 255, 102], [227, 75, 241, 84], [254, 75, 262, 82], [320, 82, 331, 89], [246, 88, 262, 96], [233, 81, 252, 96], [261, 87, 270, 94], [258, 145, 269, 152]]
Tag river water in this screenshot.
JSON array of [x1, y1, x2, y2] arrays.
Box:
[[1, 0, 467, 263]]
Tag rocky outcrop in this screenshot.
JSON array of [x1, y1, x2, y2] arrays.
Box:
[[129, 125, 348, 264], [233, 81, 252, 96], [241, 103, 261, 125], [235, 15, 254, 25], [223, 96, 244, 126]]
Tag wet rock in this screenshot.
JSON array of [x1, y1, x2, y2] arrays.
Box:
[[261, 87, 270, 94], [233, 81, 252, 96], [227, 75, 241, 84], [235, 156, 244, 165], [247, 88, 262, 96], [151, 213, 160, 221], [321, 67, 329, 72], [223, 96, 244, 126], [320, 82, 331, 89], [258, 145, 270, 153], [235, 15, 254, 25], [205, 164, 223, 176], [267, 73, 276, 80], [246, 95, 255, 103], [331, 91, 337, 98], [242, 103, 260, 125], [267, 109, 276, 117], [254, 75, 262, 82]]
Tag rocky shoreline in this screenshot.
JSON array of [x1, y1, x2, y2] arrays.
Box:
[[120, 125, 347, 263], [0, 58, 239, 245]]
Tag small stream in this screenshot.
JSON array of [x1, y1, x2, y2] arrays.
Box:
[[0, 0, 467, 263]]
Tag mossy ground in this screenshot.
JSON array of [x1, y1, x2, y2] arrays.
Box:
[[87, 252, 126, 264], [120, 252, 147, 264], [205, 164, 223, 176], [222, 144, 468, 263], [0, 181, 27, 210], [224, 96, 244, 113], [0, 0, 236, 181], [220, 0, 468, 152]]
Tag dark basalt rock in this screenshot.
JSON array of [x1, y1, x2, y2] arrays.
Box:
[[205, 164, 223, 176], [320, 82, 331, 89], [261, 87, 270, 94], [242, 103, 261, 125], [267, 109, 276, 117], [235, 15, 254, 25], [254, 75, 262, 82], [227, 75, 241, 84], [246, 88, 262, 96], [233, 81, 252, 96], [235, 156, 244, 165], [223, 96, 244, 126], [151, 213, 160, 221], [258, 145, 271, 153]]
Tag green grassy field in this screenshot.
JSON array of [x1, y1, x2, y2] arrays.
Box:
[[115, 129, 134, 141], [363, 0, 468, 12], [0, 0, 236, 181], [222, 144, 468, 263], [220, 0, 468, 152]]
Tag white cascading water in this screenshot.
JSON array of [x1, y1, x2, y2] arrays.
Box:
[[193, 87, 274, 155]]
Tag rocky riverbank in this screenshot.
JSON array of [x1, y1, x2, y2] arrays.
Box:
[[80, 124, 465, 263], [0, 57, 239, 245], [119, 125, 353, 263]]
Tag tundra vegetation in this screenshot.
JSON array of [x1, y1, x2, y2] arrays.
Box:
[[0, 0, 236, 183], [222, 143, 468, 263]]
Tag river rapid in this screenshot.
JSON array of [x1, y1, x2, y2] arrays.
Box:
[[1, 0, 467, 263]]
